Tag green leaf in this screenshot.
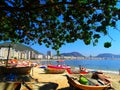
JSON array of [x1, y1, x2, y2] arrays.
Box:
[[104, 42, 111, 48]]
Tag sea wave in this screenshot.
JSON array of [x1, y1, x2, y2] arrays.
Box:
[[87, 68, 119, 75]]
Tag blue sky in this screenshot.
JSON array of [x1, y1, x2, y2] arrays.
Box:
[[29, 2, 120, 56], [30, 21, 120, 56], [30, 2, 120, 56]]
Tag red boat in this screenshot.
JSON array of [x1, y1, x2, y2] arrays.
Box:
[[48, 65, 70, 69], [44, 59, 71, 74], [44, 66, 65, 74], [66, 68, 89, 75], [43, 64, 70, 74]]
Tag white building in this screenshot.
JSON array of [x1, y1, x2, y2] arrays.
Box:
[[0, 42, 43, 60]]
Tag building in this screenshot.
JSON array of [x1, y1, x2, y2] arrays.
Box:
[[47, 51, 52, 59], [0, 42, 43, 60]]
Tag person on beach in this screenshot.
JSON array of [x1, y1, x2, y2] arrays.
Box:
[[91, 72, 114, 89], [79, 65, 86, 72], [7, 57, 18, 67], [10, 57, 18, 64]]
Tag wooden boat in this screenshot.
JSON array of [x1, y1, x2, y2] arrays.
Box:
[[48, 65, 70, 69], [56, 59, 71, 69], [66, 68, 89, 75], [44, 66, 65, 74], [0, 66, 32, 75], [0, 45, 32, 75], [43, 59, 70, 74], [66, 75, 110, 90]]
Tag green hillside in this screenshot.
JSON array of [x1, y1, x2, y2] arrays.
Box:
[[0, 42, 42, 55]]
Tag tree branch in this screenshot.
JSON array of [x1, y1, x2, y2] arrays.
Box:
[[0, 1, 74, 12]]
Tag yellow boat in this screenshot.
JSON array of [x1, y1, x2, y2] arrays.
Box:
[[44, 67, 65, 74]]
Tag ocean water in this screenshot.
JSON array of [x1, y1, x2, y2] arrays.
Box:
[[40, 59, 120, 74]]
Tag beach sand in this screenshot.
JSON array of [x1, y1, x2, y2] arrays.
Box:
[[24, 67, 120, 90]]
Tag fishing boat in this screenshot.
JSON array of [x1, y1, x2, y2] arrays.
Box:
[[0, 44, 32, 75], [48, 64, 70, 69], [66, 75, 110, 90], [66, 68, 89, 75], [0, 66, 32, 75], [43, 59, 70, 74], [44, 67, 65, 74], [44, 65, 66, 74]]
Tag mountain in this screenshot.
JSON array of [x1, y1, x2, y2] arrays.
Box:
[[59, 52, 120, 58], [0, 42, 43, 55], [96, 53, 120, 58], [60, 52, 85, 57]]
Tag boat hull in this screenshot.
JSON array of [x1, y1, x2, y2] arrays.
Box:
[[48, 65, 70, 69], [44, 67, 65, 74], [66, 75, 110, 90], [0, 66, 32, 75], [66, 68, 89, 75]]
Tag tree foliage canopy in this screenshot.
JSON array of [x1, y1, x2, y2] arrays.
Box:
[[0, 0, 120, 51]]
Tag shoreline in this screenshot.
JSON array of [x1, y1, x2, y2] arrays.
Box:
[[31, 59, 120, 73], [87, 68, 120, 75], [32, 59, 120, 75]]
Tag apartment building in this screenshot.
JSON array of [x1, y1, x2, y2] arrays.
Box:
[[0, 42, 43, 60]]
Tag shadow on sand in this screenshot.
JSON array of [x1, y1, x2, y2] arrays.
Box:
[[38, 82, 72, 90], [58, 87, 72, 90], [35, 82, 58, 90]]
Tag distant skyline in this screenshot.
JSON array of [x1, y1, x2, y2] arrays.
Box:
[[29, 21, 120, 56]]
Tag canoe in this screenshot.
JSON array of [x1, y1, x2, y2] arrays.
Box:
[[66, 75, 110, 90], [0, 66, 32, 75], [44, 67, 65, 74], [66, 68, 89, 75]]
